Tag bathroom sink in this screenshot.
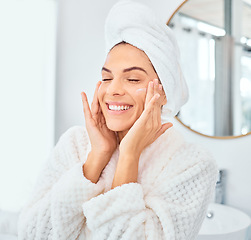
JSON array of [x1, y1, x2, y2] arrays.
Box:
[[196, 203, 251, 240]]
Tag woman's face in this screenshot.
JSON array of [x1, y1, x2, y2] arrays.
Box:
[[98, 43, 165, 133]]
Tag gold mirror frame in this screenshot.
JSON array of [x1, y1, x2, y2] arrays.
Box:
[[167, 0, 251, 140]]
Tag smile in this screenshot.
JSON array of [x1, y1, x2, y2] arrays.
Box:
[[106, 103, 133, 112]]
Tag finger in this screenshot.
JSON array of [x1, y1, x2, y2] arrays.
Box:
[[153, 93, 162, 129], [153, 79, 165, 106], [153, 79, 159, 96], [152, 78, 165, 102], [81, 92, 93, 121], [144, 93, 160, 116], [159, 83, 163, 92], [158, 84, 167, 105], [158, 84, 165, 100], [100, 111, 106, 125], [145, 81, 154, 108], [145, 91, 161, 129], [154, 81, 163, 122], [151, 81, 158, 128], [91, 81, 102, 115], [155, 122, 173, 139]]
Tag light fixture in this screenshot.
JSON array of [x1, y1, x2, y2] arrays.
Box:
[[197, 22, 226, 37]]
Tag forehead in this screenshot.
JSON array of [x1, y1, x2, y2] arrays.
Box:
[[104, 43, 153, 69]]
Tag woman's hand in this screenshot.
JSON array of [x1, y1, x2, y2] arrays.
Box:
[[81, 81, 117, 183], [112, 79, 173, 188], [119, 79, 173, 158]]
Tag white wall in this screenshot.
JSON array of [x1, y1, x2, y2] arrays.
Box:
[[0, 0, 56, 212], [55, 0, 251, 219]]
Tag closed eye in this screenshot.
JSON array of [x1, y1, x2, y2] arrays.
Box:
[[102, 79, 112, 81], [128, 79, 140, 82], [102, 78, 140, 82]]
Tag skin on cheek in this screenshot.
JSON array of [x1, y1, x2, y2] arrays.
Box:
[[135, 88, 147, 93], [135, 88, 147, 110]]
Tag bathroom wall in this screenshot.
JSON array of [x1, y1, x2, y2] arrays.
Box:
[[55, 0, 251, 219]]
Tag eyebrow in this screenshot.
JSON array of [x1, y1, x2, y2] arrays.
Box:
[[102, 66, 148, 75]]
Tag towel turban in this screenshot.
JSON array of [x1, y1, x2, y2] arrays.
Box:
[[104, 0, 189, 122]]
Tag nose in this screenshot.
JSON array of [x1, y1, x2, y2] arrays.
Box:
[[106, 78, 125, 96]]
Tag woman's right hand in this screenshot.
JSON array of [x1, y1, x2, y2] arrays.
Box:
[[81, 81, 117, 182]]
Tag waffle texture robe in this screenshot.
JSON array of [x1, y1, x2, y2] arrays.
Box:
[[18, 126, 218, 240]]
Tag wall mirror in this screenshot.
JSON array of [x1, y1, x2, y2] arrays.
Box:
[[168, 0, 251, 138]]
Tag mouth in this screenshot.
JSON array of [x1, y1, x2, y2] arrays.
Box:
[[106, 102, 133, 112]]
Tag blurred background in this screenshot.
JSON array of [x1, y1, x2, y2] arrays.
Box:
[[0, 0, 56, 212]]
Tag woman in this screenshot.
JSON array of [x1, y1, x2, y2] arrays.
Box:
[[18, 1, 218, 239]]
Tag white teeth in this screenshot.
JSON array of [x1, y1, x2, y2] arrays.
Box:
[[108, 105, 131, 111]]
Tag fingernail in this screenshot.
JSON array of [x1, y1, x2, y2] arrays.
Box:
[[159, 85, 162, 91], [154, 79, 158, 85], [156, 93, 160, 99]]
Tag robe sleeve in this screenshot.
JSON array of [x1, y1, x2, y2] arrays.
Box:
[[82, 145, 218, 240], [18, 126, 106, 240]]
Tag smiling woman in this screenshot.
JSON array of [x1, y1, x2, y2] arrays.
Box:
[[18, 1, 218, 240], [98, 43, 165, 136]]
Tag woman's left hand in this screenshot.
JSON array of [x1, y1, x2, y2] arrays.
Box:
[[119, 79, 173, 158]]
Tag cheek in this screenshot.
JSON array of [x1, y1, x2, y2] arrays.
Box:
[[134, 90, 147, 111]]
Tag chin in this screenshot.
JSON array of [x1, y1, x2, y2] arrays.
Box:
[[106, 120, 132, 132]]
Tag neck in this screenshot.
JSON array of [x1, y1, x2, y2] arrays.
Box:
[[117, 130, 129, 143]]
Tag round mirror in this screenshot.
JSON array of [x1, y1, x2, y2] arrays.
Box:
[[168, 0, 251, 138]]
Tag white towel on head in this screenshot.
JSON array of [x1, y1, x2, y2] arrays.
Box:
[[104, 0, 189, 122]]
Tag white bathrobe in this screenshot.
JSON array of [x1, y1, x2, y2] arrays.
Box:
[[18, 126, 218, 240]]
